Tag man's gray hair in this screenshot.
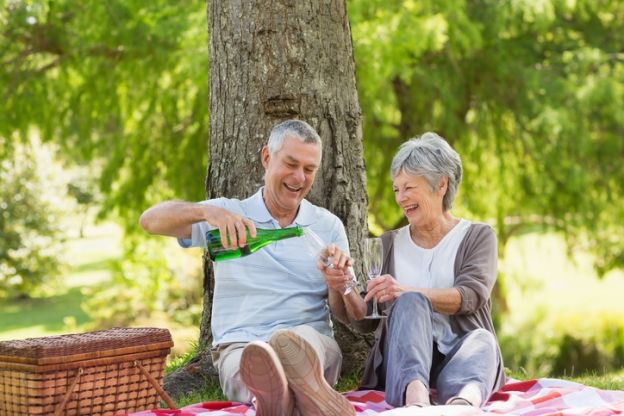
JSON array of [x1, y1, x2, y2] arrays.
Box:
[[391, 132, 463, 211], [267, 119, 322, 155]]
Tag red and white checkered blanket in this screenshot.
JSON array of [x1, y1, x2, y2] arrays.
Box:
[[128, 378, 624, 415]]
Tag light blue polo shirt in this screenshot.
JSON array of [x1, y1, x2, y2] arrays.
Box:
[[179, 188, 350, 346]]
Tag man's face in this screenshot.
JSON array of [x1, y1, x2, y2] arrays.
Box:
[[261, 135, 321, 220]]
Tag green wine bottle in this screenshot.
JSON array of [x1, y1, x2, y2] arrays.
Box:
[[206, 225, 304, 262]]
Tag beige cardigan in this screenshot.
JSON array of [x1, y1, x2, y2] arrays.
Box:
[[353, 223, 506, 392]]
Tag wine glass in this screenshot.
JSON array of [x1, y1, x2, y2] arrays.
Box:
[[303, 227, 356, 294], [364, 237, 384, 319]]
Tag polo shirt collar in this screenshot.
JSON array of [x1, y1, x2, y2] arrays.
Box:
[[245, 187, 316, 227], [294, 198, 316, 227]]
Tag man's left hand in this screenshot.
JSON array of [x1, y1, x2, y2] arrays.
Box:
[[318, 244, 353, 292]]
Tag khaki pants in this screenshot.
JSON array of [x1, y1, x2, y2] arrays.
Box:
[[211, 325, 343, 403]]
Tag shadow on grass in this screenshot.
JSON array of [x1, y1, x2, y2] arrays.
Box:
[[0, 287, 91, 336]]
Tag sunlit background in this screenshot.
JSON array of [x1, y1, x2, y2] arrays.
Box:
[[1, 0, 623, 380]]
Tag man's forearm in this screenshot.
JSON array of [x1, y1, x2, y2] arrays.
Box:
[[328, 286, 367, 325], [139, 201, 206, 238], [328, 288, 350, 325], [341, 288, 367, 321]]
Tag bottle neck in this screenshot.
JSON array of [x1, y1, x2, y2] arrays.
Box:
[[257, 225, 303, 239]]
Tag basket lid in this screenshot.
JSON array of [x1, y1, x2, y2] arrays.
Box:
[[0, 327, 173, 366]]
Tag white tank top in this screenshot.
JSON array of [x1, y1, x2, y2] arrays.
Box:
[[393, 219, 471, 354]]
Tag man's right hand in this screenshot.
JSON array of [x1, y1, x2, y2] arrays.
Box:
[[204, 206, 257, 249], [139, 201, 256, 246]]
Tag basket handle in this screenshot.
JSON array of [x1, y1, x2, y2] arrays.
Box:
[[134, 360, 177, 410], [53, 368, 83, 416]]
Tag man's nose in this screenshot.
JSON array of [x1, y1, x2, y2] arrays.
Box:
[[293, 167, 305, 182]]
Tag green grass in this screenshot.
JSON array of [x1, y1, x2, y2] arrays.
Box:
[[63, 222, 123, 288], [0, 222, 122, 341], [174, 381, 228, 407], [508, 369, 624, 390], [569, 370, 624, 390], [0, 288, 90, 339]]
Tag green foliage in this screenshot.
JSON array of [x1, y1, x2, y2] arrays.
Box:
[[348, 0, 624, 273], [82, 237, 203, 329], [1, 0, 209, 231], [0, 136, 69, 298], [3, 0, 623, 275], [500, 316, 624, 377], [500, 232, 624, 377], [3, 2, 624, 370], [1, 0, 209, 317]]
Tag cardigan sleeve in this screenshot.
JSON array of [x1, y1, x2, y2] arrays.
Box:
[[454, 224, 498, 315]]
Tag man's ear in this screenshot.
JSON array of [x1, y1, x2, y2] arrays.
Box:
[[261, 146, 270, 169]]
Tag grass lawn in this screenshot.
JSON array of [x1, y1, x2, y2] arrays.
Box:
[[0, 222, 122, 341], [0, 287, 90, 340]]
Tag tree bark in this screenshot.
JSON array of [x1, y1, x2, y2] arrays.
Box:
[[165, 0, 370, 397]]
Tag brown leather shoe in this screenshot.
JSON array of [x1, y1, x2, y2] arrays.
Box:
[[269, 330, 355, 416], [240, 341, 294, 416]]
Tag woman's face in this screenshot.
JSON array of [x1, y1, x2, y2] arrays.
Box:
[[392, 170, 447, 227]]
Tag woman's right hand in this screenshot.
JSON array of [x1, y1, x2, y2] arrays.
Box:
[[365, 274, 402, 303]]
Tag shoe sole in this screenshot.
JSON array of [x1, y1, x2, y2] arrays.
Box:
[[269, 330, 355, 416], [240, 341, 293, 416]]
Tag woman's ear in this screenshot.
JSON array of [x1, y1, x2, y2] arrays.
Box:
[[438, 176, 448, 195]]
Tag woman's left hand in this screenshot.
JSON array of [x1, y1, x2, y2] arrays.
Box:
[[364, 274, 401, 303]]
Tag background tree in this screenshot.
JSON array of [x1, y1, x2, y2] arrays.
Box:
[[4, 0, 623, 296], [1, 0, 210, 326], [350, 0, 624, 273], [0, 136, 67, 298], [163, 0, 370, 397], [1, 0, 209, 229]]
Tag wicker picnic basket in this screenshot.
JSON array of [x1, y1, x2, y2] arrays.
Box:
[[0, 327, 175, 416]]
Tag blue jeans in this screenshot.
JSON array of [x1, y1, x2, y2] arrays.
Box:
[[383, 292, 498, 407]]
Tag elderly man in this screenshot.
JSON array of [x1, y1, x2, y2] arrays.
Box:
[[139, 120, 356, 416]]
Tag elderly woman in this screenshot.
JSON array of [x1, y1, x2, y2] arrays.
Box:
[[329, 132, 505, 409]]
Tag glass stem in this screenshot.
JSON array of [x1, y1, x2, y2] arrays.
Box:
[[372, 298, 379, 316]]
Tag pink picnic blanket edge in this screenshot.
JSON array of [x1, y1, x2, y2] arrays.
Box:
[[126, 378, 624, 416]]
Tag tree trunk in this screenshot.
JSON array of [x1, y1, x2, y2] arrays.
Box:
[[165, 0, 370, 398]]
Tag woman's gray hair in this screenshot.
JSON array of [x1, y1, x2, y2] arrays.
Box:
[[391, 132, 463, 211], [267, 119, 322, 155]]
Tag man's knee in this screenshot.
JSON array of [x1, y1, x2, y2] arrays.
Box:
[[213, 343, 253, 402], [220, 370, 253, 403], [288, 325, 342, 385]]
